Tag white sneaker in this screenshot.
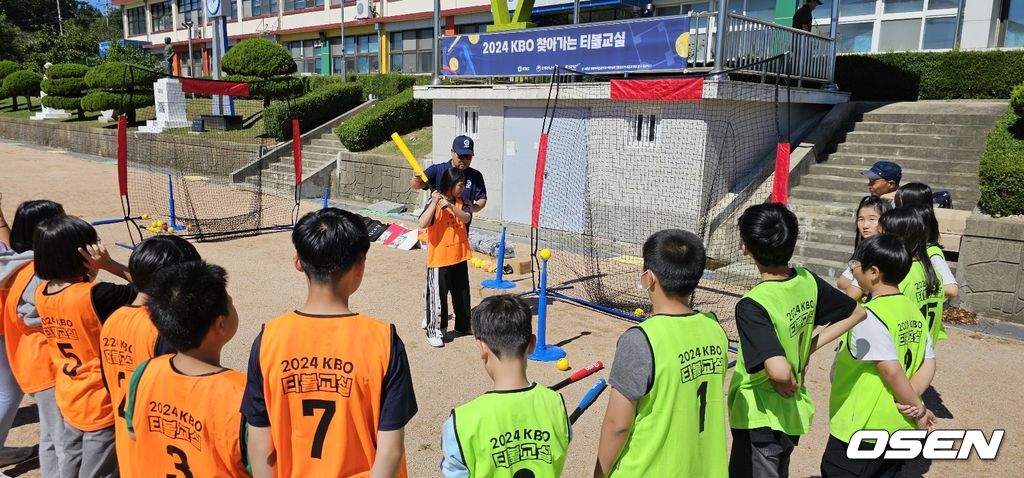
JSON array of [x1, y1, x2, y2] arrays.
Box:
[[421, 318, 427, 329], [427, 336, 444, 348]]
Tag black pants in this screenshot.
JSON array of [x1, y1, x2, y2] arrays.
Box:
[[821, 435, 905, 478], [424, 260, 471, 338], [730, 428, 799, 478]]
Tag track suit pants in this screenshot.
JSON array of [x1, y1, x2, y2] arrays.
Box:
[[425, 261, 471, 339]]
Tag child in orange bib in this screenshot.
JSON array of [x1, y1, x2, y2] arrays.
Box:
[[0, 199, 66, 472], [34, 215, 136, 478], [242, 208, 417, 478], [125, 261, 249, 478], [101, 235, 199, 477], [418, 167, 473, 348]]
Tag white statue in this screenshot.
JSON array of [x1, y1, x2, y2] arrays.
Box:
[[31, 62, 71, 121]]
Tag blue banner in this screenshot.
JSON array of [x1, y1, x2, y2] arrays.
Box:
[[442, 17, 691, 76]]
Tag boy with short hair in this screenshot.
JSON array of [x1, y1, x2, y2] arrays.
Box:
[[124, 261, 248, 477], [101, 235, 198, 477], [595, 229, 728, 477], [822, 233, 936, 477], [242, 208, 417, 478], [440, 295, 570, 477], [728, 203, 866, 478]]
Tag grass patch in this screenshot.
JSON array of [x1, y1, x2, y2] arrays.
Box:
[[0, 97, 42, 118], [369, 125, 433, 158]]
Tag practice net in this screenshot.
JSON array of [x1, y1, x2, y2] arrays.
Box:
[[115, 65, 304, 243], [531, 59, 792, 335]]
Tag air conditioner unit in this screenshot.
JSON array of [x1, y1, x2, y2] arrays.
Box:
[[355, 0, 371, 20]]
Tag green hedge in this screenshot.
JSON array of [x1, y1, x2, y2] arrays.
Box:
[[41, 77, 86, 96], [356, 74, 423, 99], [979, 105, 1024, 216], [80, 91, 154, 113], [221, 38, 296, 78], [304, 75, 348, 93], [335, 89, 430, 151], [1011, 83, 1024, 118], [0, 61, 19, 83], [264, 83, 363, 140], [46, 63, 90, 80], [84, 62, 157, 90], [835, 51, 1024, 101], [41, 95, 82, 111], [225, 74, 303, 103]]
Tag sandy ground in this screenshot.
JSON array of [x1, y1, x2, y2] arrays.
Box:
[[1, 141, 1022, 477]]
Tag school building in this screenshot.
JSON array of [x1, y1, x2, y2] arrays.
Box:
[[110, 1, 1024, 78]]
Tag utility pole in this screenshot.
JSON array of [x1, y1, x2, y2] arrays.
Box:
[[339, 2, 347, 80], [183, 20, 195, 77], [56, 0, 64, 35]]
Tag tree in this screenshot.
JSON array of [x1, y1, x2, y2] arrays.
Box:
[[41, 63, 89, 118], [1, 0, 94, 33], [81, 61, 155, 123], [221, 38, 299, 107], [3, 69, 42, 110], [0, 60, 22, 101], [23, 23, 99, 69], [0, 13, 27, 63], [103, 44, 158, 71]]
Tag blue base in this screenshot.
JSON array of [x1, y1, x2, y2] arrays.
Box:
[[481, 279, 516, 290], [529, 344, 566, 362]]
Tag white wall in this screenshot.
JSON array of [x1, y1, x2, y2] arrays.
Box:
[[960, 0, 1000, 49]]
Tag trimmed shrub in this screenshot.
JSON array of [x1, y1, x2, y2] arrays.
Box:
[[80, 91, 155, 113], [835, 51, 1024, 101], [304, 74, 348, 94], [82, 62, 156, 123], [225, 74, 304, 103], [41, 95, 83, 111], [41, 77, 86, 96], [222, 38, 296, 106], [1011, 83, 1024, 118], [979, 106, 1024, 216], [264, 83, 363, 140], [0, 61, 20, 89], [3, 70, 43, 110], [335, 89, 430, 151], [356, 73, 422, 99], [46, 63, 90, 80]]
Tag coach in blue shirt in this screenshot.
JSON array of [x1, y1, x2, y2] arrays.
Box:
[[411, 135, 488, 213]]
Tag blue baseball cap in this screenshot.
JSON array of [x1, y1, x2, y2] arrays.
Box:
[[862, 161, 902, 182], [452, 135, 474, 156]]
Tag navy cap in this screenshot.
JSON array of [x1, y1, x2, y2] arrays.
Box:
[[452, 135, 474, 156], [862, 161, 902, 182]]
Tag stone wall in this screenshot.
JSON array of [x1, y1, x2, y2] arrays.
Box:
[[0, 117, 118, 158], [334, 151, 420, 208], [957, 213, 1024, 324]]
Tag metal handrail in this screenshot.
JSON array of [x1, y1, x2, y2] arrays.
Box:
[[689, 11, 835, 85]]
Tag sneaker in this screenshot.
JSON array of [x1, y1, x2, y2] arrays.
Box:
[[0, 445, 36, 467], [427, 336, 444, 348], [421, 318, 427, 329]]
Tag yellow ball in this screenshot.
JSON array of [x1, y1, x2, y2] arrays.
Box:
[[539, 248, 552, 261], [140, 213, 150, 220], [634, 308, 645, 317], [556, 358, 570, 371], [486, 265, 497, 273]]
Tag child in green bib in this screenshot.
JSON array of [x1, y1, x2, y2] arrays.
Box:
[[440, 295, 570, 478], [596, 229, 729, 477], [822, 233, 937, 477], [729, 204, 866, 478]]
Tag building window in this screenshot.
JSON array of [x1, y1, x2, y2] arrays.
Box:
[[841, 0, 877, 17], [922, 16, 957, 49], [230, 0, 238, 19], [151, 1, 173, 32], [655, 6, 680, 17], [928, 0, 958, 9], [245, 0, 279, 16], [629, 112, 659, 145], [178, 0, 202, 24], [878, 18, 922, 51], [329, 34, 379, 75], [127, 6, 146, 36], [181, 48, 204, 77], [458, 106, 478, 138], [284, 0, 323, 11], [458, 23, 489, 34], [884, 0, 923, 14], [744, 0, 775, 21], [836, 22, 874, 52], [288, 40, 321, 74], [1006, 0, 1024, 47], [389, 29, 433, 74]]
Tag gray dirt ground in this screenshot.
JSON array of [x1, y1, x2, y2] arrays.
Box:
[[1, 141, 1021, 477]]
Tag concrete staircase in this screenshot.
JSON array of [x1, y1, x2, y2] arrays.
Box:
[[243, 132, 343, 192], [790, 101, 1006, 280]]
